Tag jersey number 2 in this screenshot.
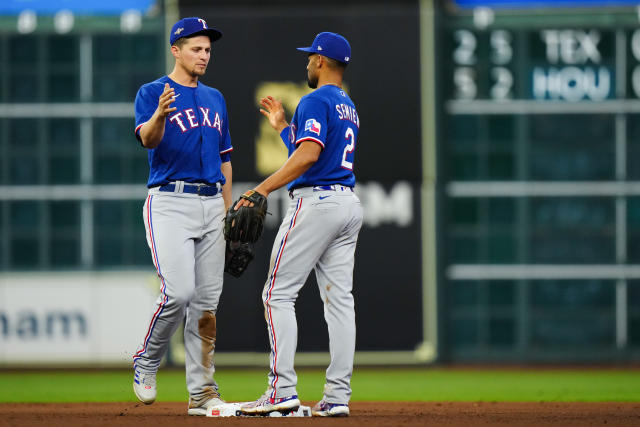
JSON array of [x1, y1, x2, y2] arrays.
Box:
[[341, 127, 355, 170]]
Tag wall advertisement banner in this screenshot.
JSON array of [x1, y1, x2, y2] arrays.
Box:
[[0, 272, 158, 364]]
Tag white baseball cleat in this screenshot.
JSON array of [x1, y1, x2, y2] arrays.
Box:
[[240, 390, 300, 415], [133, 369, 157, 404], [187, 395, 226, 416], [311, 400, 350, 417]]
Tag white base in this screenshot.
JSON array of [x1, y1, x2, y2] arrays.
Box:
[[205, 403, 311, 417], [268, 406, 311, 417], [205, 402, 243, 417]]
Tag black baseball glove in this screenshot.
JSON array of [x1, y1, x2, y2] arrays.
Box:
[[224, 190, 268, 243], [224, 241, 255, 277]]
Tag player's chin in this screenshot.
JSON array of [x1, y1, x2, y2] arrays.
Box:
[[193, 65, 207, 75]]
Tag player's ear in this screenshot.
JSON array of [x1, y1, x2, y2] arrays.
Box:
[[170, 44, 181, 59]]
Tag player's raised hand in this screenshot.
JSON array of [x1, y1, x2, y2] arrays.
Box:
[[259, 96, 288, 132], [157, 83, 178, 118]]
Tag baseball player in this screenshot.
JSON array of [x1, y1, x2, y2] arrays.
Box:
[[131, 17, 233, 416], [238, 32, 362, 417]]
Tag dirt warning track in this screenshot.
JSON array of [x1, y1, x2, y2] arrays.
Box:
[[1, 401, 639, 426]]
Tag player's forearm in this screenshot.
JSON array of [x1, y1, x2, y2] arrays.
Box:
[[255, 143, 319, 196], [139, 113, 166, 149], [274, 121, 288, 134], [220, 161, 232, 210]]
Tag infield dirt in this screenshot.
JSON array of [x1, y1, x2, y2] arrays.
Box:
[[1, 402, 639, 426]]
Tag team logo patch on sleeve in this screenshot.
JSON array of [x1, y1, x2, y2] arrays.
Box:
[[304, 118, 321, 135]]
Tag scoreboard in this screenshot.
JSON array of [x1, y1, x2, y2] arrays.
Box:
[[436, 1, 640, 361], [443, 9, 640, 103], [449, 28, 617, 101], [452, 0, 640, 8]]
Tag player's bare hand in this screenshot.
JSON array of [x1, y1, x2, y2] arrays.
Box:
[[259, 96, 288, 133], [157, 83, 178, 118]]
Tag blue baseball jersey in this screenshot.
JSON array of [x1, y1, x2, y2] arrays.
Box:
[[280, 84, 359, 190], [134, 76, 233, 188]]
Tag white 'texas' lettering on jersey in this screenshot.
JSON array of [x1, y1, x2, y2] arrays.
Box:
[[212, 112, 222, 135], [185, 109, 199, 128], [200, 107, 212, 127], [168, 108, 223, 135], [289, 124, 297, 143], [169, 112, 187, 132]]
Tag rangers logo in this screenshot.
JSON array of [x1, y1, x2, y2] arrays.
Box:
[[305, 118, 321, 135]]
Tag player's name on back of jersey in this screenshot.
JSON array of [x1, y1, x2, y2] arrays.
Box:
[[335, 103, 359, 128]]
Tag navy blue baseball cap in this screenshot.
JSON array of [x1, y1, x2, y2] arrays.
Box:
[[297, 32, 351, 64], [169, 17, 222, 45]]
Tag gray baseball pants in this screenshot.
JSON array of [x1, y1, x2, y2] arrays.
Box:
[[263, 186, 363, 404], [133, 187, 225, 404]]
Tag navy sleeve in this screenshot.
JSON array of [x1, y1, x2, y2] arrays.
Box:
[[218, 95, 233, 159], [279, 125, 294, 150], [293, 96, 328, 149], [134, 84, 159, 144]]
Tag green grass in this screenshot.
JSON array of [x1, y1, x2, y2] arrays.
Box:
[[1, 368, 639, 403]]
